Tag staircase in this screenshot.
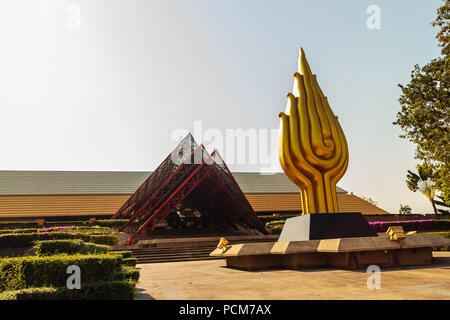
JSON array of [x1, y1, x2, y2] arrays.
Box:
[[110, 235, 279, 264]]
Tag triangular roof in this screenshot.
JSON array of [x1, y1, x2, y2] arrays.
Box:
[[0, 171, 347, 195], [112, 134, 268, 244]]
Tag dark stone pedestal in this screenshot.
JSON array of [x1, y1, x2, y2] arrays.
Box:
[[278, 212, 377, 242]]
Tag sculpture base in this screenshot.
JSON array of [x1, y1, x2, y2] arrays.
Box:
[[278, 212, 377, 242], [224, 247, 433, 270], [210, 234, 450, 270]]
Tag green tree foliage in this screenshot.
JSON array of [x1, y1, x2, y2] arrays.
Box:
[[360, 196, 378, 206], [433, 0, 449, 55], [406, 164, 439, 214], [399, 204, 412, 215], [435, 195, 450, 215], [394, 1, 449, 203]]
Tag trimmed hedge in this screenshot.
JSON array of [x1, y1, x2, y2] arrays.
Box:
[[259, 214, 300, 225], [33, 240, 108, 256], [107, 252, 137, 267], [0, 228, 38, 235], [95, 220, 128, 228], [0, 219, 128, 230], [114, 266, 140, 282], [369, 219, 450, 233], [0, 222, 38, 230], [265, 219, 450, 235], [0, 232, 119, 248], [0, 254, 122, 291], [0, 280, 136, 300], [265, 220, 285, 234], [420, 231, 450, 251], [0, 232, 91, 248], [109, 250, 133, 258], [90, 235, 120, 245], [39, 226, 114, 234], [0, 226, 113, 236], [121, 257, 137, 267]]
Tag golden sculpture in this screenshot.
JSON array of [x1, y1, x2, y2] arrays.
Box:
[[279, 48, 349, 214]]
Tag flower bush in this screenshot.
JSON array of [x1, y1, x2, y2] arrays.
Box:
[[0, 232, 119, 248], [33, 240, 108, 256], [368, 219, 450, 233]]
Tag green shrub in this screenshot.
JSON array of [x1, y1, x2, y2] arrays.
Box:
[[258, 214, 300, 225], [90, 235, 120, 245], [0, 280, 136, 300], [0, 226, 114, 236], [369, 220, 450, 233], [0, 232, 120, 249], [43, 221, 90, 227], [0, 232, 92, 248], [109, 250, 133, 258], [74, 226, 114, 234], [420, 231, 450, 251], [33, 240, 108, 256], [0, 254, 122, 291], [121, 257, 137, 267], [113, 266, 140, 282], [265, 220, 285, 234], [0, 222, 38, 230], [0, 287, 56, 300], [0, 219, 127, 231], [0, 228, 38, 235], [95, 220, 128, 228]]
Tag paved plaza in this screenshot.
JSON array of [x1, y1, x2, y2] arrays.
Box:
[[135, 252, 450, 300]]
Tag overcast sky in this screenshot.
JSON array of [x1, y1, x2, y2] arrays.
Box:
[[0, 0, 444, 213]]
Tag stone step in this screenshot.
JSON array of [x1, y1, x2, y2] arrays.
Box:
[[113, 234, 278, 264], [136, 256, 222, 264], [132, 250, 214, 258]]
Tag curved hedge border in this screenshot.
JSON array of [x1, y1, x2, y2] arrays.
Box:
[[0, 232, 120, 248], [420, 231, 450, 251], [90, 235, 120, 245], [33, 240, 108, 256], [265, 219, 450, 235], [114, 266, 140, 282], [0, 280, 136, 300], [0, 232, 91, 248], [369, 219, 450, 233], [109, 251, 133, 258], [0, 219, 128, 231], [0, 254, 122, 291], [0, 226, 114, 235]]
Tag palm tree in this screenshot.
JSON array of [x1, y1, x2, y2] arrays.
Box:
[[406, 166, 439, 215], [435, 196, 450, 215]]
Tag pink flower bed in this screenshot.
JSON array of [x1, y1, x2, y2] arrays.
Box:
[[368, 219, 436, 233], [37, 226, 77, 233]]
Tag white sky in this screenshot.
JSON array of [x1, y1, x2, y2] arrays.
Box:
[[0, 0, 444, 214]]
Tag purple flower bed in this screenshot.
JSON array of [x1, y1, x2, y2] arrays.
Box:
[[368, 219, 450, 233], [37, 226, 77, 233]]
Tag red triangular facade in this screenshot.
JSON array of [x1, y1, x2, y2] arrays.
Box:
[[111, 134, 268, 244]]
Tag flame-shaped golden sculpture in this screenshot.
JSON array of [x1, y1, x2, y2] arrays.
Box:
[[279, 48, 349, 214]]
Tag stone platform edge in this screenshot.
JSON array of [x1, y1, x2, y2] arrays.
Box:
[[210, 234, 450, 257]]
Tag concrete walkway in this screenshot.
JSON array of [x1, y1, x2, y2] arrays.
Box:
[[135, 252, 450, 300]]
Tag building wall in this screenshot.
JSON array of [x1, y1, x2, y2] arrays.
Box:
[[0, 193, 388, 218], [0, 195, 129, 218], [247, 193, 387, 214]]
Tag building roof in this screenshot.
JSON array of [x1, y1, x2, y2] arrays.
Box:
[[0, 193, 388, 218], [0, 171, 347, 196], [246, 193, 389, 215]]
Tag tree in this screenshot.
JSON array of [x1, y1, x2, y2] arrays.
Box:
[[406, 164, 439, 214], [399, 204, 412, 215], [360, 196, 378, 206], [435, 195, 450, 215], [394, 1, 450, 203]]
